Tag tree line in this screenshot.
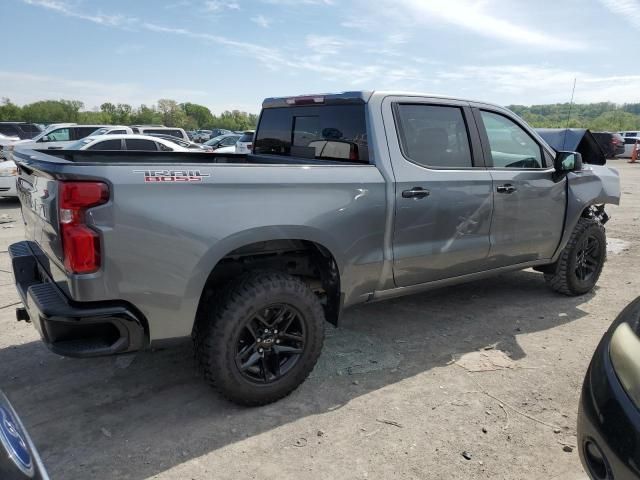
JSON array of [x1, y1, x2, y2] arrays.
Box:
[[507, 102, 640, 131], [2, 97, 640, 133], [0, 98, 258, 131]]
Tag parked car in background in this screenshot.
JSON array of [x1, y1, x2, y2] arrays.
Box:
[[193, 129, 213, 143], [592, 132, 625, 159], [235, 130, 254, 154], [147, 133, 213, 151], [618, 130, 640, 138], [9, 91, 620, 407], [131, 126, 189, 142], [621, 137, 640, 157], [0, 159, 18, 197], [210, 145, 236, 154], [0, 133, 20, 160], [90, 126, 134, 136], [66, 134, 190, 152], [0, 121, 42, 139], [578, 296, 640, 480], [3, 124, 111, 160], [204, 133, 241, 150]]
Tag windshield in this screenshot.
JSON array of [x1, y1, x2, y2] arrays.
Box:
[[67, 138, 93, 149], [90, 127, 109, 136], [205, 135, 236, 146]]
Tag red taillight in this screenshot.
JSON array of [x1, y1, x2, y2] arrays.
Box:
[[59, 181, 109, 274]]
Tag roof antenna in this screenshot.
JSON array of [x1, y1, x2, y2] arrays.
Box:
[[562, 77, 577, 150]]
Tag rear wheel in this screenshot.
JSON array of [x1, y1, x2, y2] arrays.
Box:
[[195, 271, 325, 406], [544, 217, 607, 296]]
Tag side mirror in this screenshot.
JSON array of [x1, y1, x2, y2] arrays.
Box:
[[40, 135, 51, 143], [554, 151, 583, 173]]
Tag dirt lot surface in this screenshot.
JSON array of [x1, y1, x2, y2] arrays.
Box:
[[0, 161, 638, 480]]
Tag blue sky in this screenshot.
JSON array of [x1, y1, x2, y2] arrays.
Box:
[[2, 0, 640, 114]]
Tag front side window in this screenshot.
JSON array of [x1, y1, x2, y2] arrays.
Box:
[[480, 111, 543, 169], [395, 104, 473, 168], [43, 128, 70, 142], [254, 105, 369, 163], [125, 139, 158, 151], [88, 139, 123, 150]]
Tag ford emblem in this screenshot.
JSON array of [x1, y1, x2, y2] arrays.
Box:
[[0, 405, 34, 477]]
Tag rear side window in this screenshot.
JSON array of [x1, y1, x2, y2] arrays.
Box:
[[16, 124, 41, 137], [88, 139, 123, 150], [254, 105, 369, 163], [238, 133, 254, 143], [0, 125, 18, 137], [74, 127, 101, 140], [126, 139, 158, 151], [109, 129, 126, 135], [395, 104, 473, 168]]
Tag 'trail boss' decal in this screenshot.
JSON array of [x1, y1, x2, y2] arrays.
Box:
[[133, 169, 210, 182]]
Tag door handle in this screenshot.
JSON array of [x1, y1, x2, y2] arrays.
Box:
[[402, 187, 430, 199], [496, 184, 517, 194]]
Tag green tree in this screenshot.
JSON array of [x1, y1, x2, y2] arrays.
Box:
[[0, 98, 22, 121], [181, 102, 214, 129]]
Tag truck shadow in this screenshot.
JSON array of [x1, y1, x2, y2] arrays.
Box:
[[0, 269, 593, 480]]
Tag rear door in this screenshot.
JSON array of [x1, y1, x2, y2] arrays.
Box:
[[473, 107, 565, 266], [382, 96, 494, 287]]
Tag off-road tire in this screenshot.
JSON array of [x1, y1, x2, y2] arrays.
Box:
[[544, 217, 606, 296], [194, 271, 325, 406]]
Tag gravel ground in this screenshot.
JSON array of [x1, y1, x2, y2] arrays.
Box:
[[0, 161, 638, 480]]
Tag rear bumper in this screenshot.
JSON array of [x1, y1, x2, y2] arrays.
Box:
[[9, 240, 147, 358], [578, 297, 640, 480]]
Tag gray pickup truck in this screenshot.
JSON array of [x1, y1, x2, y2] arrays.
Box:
[[9, 91, 620, 405]]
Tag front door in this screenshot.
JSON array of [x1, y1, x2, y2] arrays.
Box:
[[382, 97, 494, 287], [474, 108, 566, 267]]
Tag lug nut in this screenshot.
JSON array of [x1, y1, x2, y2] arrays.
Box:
[[258, 348, 264, 353], [276, 340, 280, 344], [274, 329, 278, 334]]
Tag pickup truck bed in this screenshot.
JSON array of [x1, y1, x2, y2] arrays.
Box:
[[9, 91, 620, 405]]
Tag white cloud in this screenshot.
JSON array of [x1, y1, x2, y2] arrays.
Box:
[[203, 0, 240, 11], [598, 0, 640, 29], [21, 0, 136, 26], [251, 14, 271, 28], [388, 0, 587, 51], [0, 71, 209, 108], [305, 35, 345, 55], [435, 65, 640, 104]]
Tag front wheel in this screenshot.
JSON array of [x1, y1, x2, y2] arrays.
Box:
[[195, 271, 325, 406], [544, 217, 607, 296]]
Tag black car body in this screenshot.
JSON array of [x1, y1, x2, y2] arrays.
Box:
[[0, 122, 42, 140], [578, 296, 640, 480], [592, 132, 626, 159]]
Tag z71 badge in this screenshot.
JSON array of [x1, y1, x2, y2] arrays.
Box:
[[133, 169, 210, 183]]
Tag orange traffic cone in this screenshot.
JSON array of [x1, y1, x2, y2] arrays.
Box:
[[630, 140, 639, 163]]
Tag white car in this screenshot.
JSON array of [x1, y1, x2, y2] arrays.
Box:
[[89, 126, 134, 136], [235, 131, 254, 154], [212, 145, 237, 154], [0, 160, 17, 197], [622, 137, 640, 157], [66, 134, 190, 152], [131, 126, 190, 142], [0, 133, 20, 161], [6, 124, 111, 159]]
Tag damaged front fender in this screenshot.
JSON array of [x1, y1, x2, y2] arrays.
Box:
[[552, 165, 621, 262]]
